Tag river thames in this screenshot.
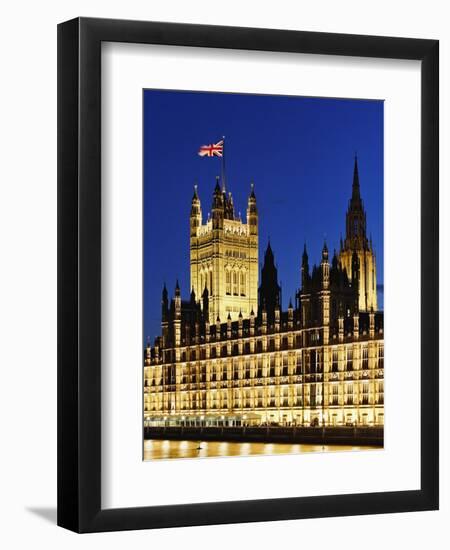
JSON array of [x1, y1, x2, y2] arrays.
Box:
[[144, 439, 379, 460]]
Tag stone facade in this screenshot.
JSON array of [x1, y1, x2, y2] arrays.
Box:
[[144, 158, 384, 429]]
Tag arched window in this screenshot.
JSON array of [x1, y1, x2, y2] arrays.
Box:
[[233, 271, 238, 295], [240, 271, 246, 296], [226, 270, 231, 295]]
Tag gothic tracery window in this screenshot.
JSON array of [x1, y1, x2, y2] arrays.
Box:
[[240, 270, 246, 296], [233, 271, 238, 295], [226, 270, 231, 295]]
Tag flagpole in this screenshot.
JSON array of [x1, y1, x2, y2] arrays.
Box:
[[221, 135, 226, 192]]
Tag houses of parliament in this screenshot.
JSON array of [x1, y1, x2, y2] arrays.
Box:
[[144, 158, 384, 429]]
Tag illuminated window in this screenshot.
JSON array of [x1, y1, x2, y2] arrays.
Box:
[[296, 353, 302, 374], [226, 270, 231, 295], [346, 384, 354, 405], [362, 347, 369, 369], [377, 381, 384, 404], [240, 271, 246, 296], [332, 385, 339, 405], [332, 350, 339, 372], [233, 271, 238, 295], [362, 383, 369, 404], [346, 348, 353, 371]]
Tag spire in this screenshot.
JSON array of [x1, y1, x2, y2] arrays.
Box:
[[302, 243, 308, 266], [192, 183, 199, 200], [352, 154, 360, 200], [265, 240, 274, 264], [161, 282, 169, 321], [301, 243, 310, 290], [344, 156, 367, 250], [202, 285, 209, 317], [175, 279, 180, 296], [214, 175, 221, 194], [190, 183, 202, 236], [212, 175, 224, 229], [247, 181, 258, 235], [259, 240, 281, 324], [322, 239, 329, 261], [332, 249, 338, 270]]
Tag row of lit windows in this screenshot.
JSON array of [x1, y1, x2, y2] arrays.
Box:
[[144, 389, 384, 412], [148, 347, 384, 383], [145, 381, 383, 397], [225, 269, 246, 296], [173, 339, 383, 361], [197, 268, 248, 297]]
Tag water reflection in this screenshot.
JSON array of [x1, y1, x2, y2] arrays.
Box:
[[144, 439, 379, 461]]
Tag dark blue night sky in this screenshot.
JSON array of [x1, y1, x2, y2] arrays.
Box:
[[143, 90, 384, 342]]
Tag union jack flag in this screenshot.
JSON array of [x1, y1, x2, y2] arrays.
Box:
[[198, 139, 224, 158]]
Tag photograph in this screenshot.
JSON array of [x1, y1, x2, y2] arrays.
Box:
[[143, 89, 384, 460]]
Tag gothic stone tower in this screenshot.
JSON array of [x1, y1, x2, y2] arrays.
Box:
[[258, 241, 282, 324], [339, 156, 378, 312], [190, 178, 258, 324]]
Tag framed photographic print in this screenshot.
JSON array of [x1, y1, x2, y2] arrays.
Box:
[[57, 17, 439, 532]]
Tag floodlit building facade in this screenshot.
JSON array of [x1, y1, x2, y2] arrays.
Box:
[[144, 158, 384, 429]]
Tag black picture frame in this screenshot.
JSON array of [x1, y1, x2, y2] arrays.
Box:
[[57, 17, 439, 533]]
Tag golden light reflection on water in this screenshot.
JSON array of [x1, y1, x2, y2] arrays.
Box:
[[144, 439, 379, 461]]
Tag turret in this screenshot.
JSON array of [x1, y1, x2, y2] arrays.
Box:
[[190, 184, 202, 237], [301, 243, 310, 289], [274, 300, 280, 332], [161, 283, 169, 321], [153, 340, 159, 363], [202, 285, 209, 319], [258, 241, 281, 324], [338, 306, 344, 343], [216, 315, 221, 340], [321, 241, 330, 290], [288, 299, 294, 329], [369, 307, 375, 338], [246, 182, 258, 235], [250, 307, 255, 336], [224, 191, 235, 220], [353, 311, 359, 340], [145, 338, 151, 366], [211, 176, 224, 230], [261, 303, 267, 335], [174, 280, 181, 349]]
